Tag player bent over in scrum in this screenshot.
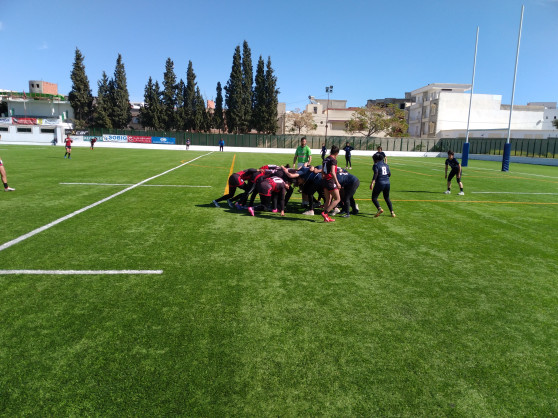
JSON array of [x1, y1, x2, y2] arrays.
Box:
[[248, 176, 289, 217], [212, 169, 259, 208], [336, 168, 360, 217], [370, 153, 395, 218]]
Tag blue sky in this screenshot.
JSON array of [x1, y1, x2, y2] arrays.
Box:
[[1, 0, 557, 110]]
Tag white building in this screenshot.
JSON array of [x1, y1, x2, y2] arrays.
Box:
[[0, 89, 74, 144], [285, 98, 360, 137], [0, 97, 74, 144], [408, 83, 558, 139]]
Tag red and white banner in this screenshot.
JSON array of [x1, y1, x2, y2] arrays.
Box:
[[128, 135, 152, 143], [13, 117, 37, 125]]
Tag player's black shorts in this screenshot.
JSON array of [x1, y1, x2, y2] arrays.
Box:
[[448, 169, 461, 182], [322, 178, 338, 191]]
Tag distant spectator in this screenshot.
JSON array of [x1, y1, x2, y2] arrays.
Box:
[[219, 138, 225, 152]]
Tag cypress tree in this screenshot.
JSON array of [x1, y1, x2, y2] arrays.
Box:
[[93, 71, 112, 129], [241, 40, 253, 133], [214, 82, 225, 133], [184, 61, 197, 131], [162, 58, 177, 130], [69, 47, 93, 127], [152, 81, 164, 131], [224, 46, 243, 133], [192, 87, 206, 132], [108, 54, 132, 129], [175, 79, 186, 130], [264, 57, 279, 134], [140, 76, 156, 129], [252, 56, 267, 133]]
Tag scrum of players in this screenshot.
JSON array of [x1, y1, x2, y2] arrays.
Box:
[[212, 144, 395, 222]]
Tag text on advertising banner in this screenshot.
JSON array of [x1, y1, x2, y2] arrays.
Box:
[[151, 137, 176, 145], [128, 135, 152, 143], [102, 134, 128, 142]]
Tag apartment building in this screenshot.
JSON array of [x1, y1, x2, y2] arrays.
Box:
[[408, 83, 558, 139]]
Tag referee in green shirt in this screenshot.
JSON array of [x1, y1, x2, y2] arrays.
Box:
[[293, 137, 312, 168]]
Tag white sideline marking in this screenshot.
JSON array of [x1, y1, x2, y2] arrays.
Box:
[[60, 182, 211, 188], [0, 270, 163, 275], [471, 192, 558, 195], [0, 152, 214, 253]]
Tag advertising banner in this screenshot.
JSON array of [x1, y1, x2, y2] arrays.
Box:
[[128, 135, 152, 143], [152, 136, 176, 145], [0, 117, 12, 124], [39, 118, 60, 126], [83, 136, 99, 142], [65, 129, 89, 135], [13, 117, 37, 125], [102, 134, 128, 142]]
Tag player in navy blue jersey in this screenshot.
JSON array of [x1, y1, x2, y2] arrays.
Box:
[[336, 168, 360, 217], [370, 153, 395, 217], [373, 146, 387, 164], [343, 142, 354, 169], [444, 150, 464, 195]]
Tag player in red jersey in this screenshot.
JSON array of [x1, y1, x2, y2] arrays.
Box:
[[320, 145, 341, 222], [90, 137, 97, 150], [64, 135, 73, 159], [0, 135, 15, 191], [212, 168, 260, 208], [248, 176, 289, 217]]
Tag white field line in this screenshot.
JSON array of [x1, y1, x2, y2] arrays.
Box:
[[0, 270, 163, 275], [0, 152, 214, 253], [395, 160, 558, 179], [60, 182, 211, 188], [471, 192, 558, 195]]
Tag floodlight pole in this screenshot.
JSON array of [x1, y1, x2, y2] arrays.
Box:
[[502, 5, 524, 172], [462, 26, 479, 167], [325, 85, 333, 141]]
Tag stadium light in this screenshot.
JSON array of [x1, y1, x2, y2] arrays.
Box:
[[325, 86, 333, 140]]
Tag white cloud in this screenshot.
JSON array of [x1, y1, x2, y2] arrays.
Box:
[[38, 41, 48, 50], [0, 22, 4, 31]]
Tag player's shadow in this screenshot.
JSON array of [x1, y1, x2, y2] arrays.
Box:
[[251, 213, 317, 222], [399, 190, 441, 194]]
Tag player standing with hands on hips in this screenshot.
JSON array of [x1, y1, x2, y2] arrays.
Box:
[[370, 153, 395, 217], [444, 150, 464, 195]]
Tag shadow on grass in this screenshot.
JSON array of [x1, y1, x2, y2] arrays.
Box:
[[399, 190, 442, 194]]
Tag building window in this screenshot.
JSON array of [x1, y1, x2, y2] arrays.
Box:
[[0, 127, 9, 132], [41, 128, 55, 133], [17, 127, 32, 133], [313, 106, 318, 114]]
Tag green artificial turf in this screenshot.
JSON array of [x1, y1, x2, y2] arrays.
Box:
[[0, 145, 557, 415]]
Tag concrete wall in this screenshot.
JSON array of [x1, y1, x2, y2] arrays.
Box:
[[0, 124, 68, 144]]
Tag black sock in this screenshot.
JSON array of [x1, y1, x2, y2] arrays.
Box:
[[3, 182, 7, 188]]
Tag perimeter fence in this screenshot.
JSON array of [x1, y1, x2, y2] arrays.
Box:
[[86, 128, 558, 158]]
